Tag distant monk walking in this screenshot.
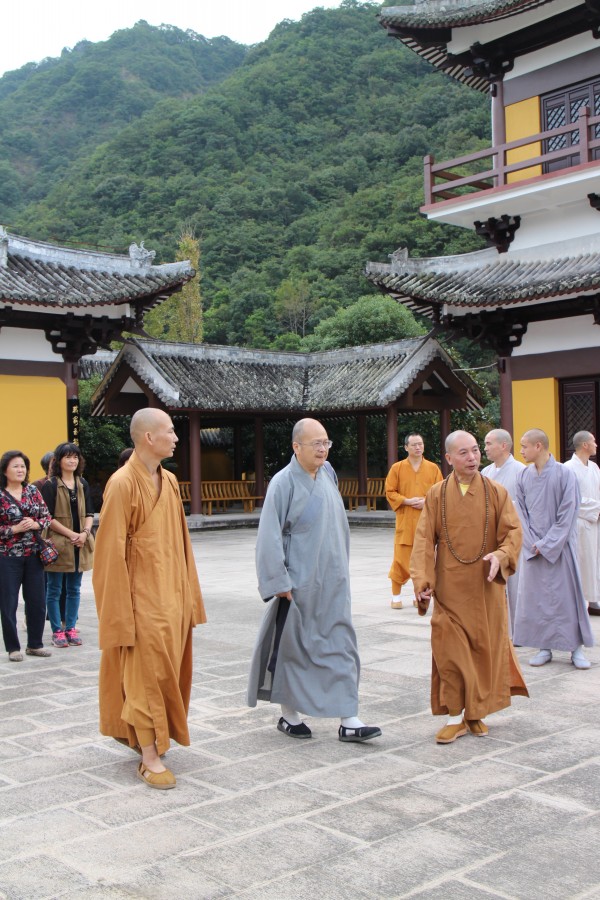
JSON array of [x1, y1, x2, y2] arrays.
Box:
[[411, 431, 528, 744], [385, 433, 442, 609], [564, 431, 600, 616], [93, 408, 206, 789], [481, 428, 525, 636], [248, 418, 381, 744], [514, 429, 594, 669]]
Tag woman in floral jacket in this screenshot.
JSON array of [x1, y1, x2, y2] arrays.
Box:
[[0, 450, 53, 661]]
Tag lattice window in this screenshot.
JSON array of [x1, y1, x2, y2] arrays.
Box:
[[560, 380, 599, 459], [542, 79, 600, 172]]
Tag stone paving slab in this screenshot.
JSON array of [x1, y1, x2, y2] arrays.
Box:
[[1, 525, 599, 899]]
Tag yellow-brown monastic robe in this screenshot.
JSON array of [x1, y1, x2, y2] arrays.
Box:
[[410, 473, 528, 718], [93, 452, 206, 754], [386, 458, 442, 587]]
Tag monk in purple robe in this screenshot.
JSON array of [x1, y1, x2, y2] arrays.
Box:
[[513, 429, 594, 669]]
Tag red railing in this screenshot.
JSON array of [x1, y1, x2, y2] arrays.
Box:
[[424, 106, 600, 205]]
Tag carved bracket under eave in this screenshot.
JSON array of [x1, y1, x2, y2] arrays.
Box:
[[588, 192, 600, 211], [474, 215, 521, 253]]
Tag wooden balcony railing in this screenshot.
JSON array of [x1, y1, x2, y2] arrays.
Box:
[[424, 106, 600, 205]]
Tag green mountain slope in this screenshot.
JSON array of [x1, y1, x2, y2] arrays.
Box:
[[9, 1, 490, 348], [0, 21, 246, 216]]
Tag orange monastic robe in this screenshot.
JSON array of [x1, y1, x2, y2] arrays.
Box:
[[93, 452, 206, 754], [386, 458, 442, 587], [410, 473, 528, 718]]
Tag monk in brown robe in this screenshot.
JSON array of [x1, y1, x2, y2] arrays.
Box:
[[93, 408, 206, 788], [411, 430, 528, 744]]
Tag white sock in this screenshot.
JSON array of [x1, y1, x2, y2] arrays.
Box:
[[341, 716, 365, 728], [446, 712, 464, 725], [391, 595, 401, 602], [281, 704, 302, 726]]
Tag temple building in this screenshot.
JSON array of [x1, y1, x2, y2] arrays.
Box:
[[0, 228, 193, 477], [368, 0, 600, 457]]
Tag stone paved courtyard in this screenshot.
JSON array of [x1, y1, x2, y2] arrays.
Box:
[[1, 525, 599, 899]]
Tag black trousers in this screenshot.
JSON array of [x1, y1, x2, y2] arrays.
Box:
[[0, 554, 47, 652], [267, 597, 290, 675]]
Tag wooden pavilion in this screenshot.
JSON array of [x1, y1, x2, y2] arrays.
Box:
[[90, 335, 483, 514]]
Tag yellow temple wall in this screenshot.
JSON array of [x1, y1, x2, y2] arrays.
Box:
[[512, 377, 560, 458], [505, 96, 542, 183], [0, 375, 67, 480]]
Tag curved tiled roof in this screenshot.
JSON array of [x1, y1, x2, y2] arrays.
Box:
[[366, 241, 600, 310], [379, 0, 555, 91], [379, 0, 551, 30], [0, 229, 193, 309], [92, 337, 483, 415]]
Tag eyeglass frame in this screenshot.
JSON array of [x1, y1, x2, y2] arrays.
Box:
[[294, 440, 333, 449]]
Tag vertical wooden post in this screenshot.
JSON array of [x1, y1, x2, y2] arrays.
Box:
[[440, 408, 451, 476], [233, 423, 243, 480], [254, 417, 265, 507], [386, 404, 398, 471], [423, 155, 434, 205], [491, 80, 506, 187], [579, 105, 590, 164], [189, 410, 202, 516], [499, 356, 514, 437], [357, 414, 367, 503]]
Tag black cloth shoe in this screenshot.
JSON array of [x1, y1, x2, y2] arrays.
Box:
[[277, 717, 312, 739], [338, 725, 382, 743]]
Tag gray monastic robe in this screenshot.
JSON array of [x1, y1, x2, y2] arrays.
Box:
[[564, 453, 600, 611], [482, 454, 526, 636], [513, 455, 594, 651], [247, 454, 360, 717]]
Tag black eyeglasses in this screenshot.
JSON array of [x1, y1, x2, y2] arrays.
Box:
[[297, 440, 333, 449]]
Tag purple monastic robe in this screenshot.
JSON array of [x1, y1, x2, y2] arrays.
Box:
[[513, 455, 594, 651], [482, 454, 526, 636]]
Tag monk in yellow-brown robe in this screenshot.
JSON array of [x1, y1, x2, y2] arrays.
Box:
[[385, 433, 442, 609], [93, 408, 206, 789], [411, 430, 528, 745]]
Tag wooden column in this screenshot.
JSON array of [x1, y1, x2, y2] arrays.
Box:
[[440, 408, 451, 476], [189, 410, 202, 515], [386, 404, 398, 471], [491, 79, 506, 147], [499, 356, 514, 437], [254, 417, 265, 507], [233, 424, 243, 480], [357, 414, 367, 501]]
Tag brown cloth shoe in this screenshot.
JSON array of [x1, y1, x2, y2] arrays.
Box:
[[465, 719, 489, 736], [137, 762, 176, 790], [435, 720, 467, 744], [391, 599, 403, 609], [25, 647, 52, 657]]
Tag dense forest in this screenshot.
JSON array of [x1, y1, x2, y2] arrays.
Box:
[[1, 1, 498, 472]]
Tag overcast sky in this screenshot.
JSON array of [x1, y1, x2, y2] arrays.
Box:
[[1, 1, 344, 77]]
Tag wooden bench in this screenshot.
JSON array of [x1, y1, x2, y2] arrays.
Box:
[[178, 480, 263, 515], [337, 477, 386, 511]]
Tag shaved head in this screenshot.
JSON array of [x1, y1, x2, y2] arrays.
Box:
[[445, 430, 474, 453], [573, 430, 594, 450], [130, 408, 171, 445], [521, 428, 549, 450], [292, 418, 322, 444]]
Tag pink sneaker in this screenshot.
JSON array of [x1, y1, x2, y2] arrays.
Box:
[[52, 630, 68, 648], [65, 628, 82, 646]]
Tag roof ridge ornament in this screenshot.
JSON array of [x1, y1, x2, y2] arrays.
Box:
[[128, 241, 156, 269], [389, 247, 409, 273], [0, 226, 7, 268]]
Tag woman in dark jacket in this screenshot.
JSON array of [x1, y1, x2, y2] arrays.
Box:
[[41, 443, 94, 648], [0, 450, 53, 661]]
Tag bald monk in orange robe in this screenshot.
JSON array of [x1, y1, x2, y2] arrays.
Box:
[[93, 409, 206, 788], [386, 433, 442, 609], [411, 430, 528, 744]]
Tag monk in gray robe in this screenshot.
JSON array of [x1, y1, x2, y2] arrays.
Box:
[[513, 428, 594, 669], [247, 417, 381, 743], [482, 428, 525, 637]]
